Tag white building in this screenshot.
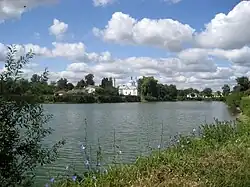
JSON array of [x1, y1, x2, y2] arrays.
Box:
[[118, 77, 138, 96], [186, 93, 199, 98]]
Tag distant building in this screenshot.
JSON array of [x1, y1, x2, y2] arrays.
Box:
[[118, 77, 138, 96], [186, 93, 199, 98]]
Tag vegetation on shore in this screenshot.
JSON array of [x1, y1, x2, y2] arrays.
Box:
[[1, 70, 227, 103], [0, 46, 65, 187]]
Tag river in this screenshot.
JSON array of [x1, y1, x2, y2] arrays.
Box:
[[35, 101, 234, 186]]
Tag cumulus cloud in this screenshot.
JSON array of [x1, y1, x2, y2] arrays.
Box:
[[93, 12, 195, 52], [3, 1, 250, 91], [49, 19, 68, 39], [93, 0, 114, 7], [195, 1, 250, 49], [0, 0, 57, 22], [0, 41, 246, 90], [178, 46, 250, 67]]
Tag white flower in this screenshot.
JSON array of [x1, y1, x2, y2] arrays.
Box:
[[81, 145, 86, 150], [119, 150, 122, 154], [85, 160, 89, 165], [157, 145, 161, 149], [193, 128, 196, 132]]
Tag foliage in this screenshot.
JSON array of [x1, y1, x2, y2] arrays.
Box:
[[240, 97, 250, 117], [0, 46, 64, 187], [236, 76, 250, 92], [76, 79, 87, 89], [138, 77, 177, 101], [100, 77, 113, 89], [57, 78, 68, 90], [67, 83, 74, 90], [202, 87, 213, 97], [85, 74, 95, 86], [226, 92, 244, 113], [222, 84, 230, 96]]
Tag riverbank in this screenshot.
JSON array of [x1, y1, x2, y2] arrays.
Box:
[[38, 94, 224, 104], [48, 98, 250, 187]]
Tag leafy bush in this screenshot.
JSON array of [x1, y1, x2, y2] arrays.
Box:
[[240, 97, 250, 116], [144, 95, 158, 102], [226, 92, 245, 113], [0, 46, 64, 187]]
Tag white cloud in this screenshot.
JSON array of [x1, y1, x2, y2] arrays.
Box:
[[93, 12, 195, 52], [51, 42, 85, 57], [49, 19, 68, 39], [164, 0, 182, 4], [0, 0, 57, 22], [93, 0, 114, 7], [195, 1, 250, 49], [4, 1, 250, 91], [0, 41, 244, 90], [178, 46, 250, 67]]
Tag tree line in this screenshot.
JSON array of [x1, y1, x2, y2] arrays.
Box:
[[0, 70, 231, 103]]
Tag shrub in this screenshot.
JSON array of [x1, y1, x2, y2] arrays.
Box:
[[0, 46, 64, 187], [240, 97, 250, 117], [144, 95, 158, 102], [226, 92, 244, 113]]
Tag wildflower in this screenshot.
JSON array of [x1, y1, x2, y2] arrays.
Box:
[[177, 140, 180, 143], [119, 150, 122, 154], [72, 175, 77, 182], [81, 145, 86, 150], [97, 162, 101, 166], [45, 183, 49, 187], [66, 165, 69, 170], [85, 160, 89, 165], [157, 145, 161, 149], [193, 128, 196, 132], [93, 175, 97, 181], [181, 145, 184, 148], [50, 178, 55, 183]]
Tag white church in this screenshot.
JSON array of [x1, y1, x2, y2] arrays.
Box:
[[117, 77, 138, 96]]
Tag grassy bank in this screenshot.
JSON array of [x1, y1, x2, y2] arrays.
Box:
[[48, 99, 250, 187]]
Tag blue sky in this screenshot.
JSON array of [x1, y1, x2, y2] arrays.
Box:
[[0, 0, 249, 90]]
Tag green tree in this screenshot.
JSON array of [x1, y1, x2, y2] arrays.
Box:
[[140, 76, 158, 99], [67, 82, 74, 90], [222, 84, 230, 96], [0, 46, 64, 187], [101, 77, 113, 89], [30, 74, 40, 83], [202, 87, 213, 97], [76, 79, 86, 89], [236, 76, 249, 91], [217, 90, 222, 96], [57, 78, 68, 90], [85, 73, 95, 86]]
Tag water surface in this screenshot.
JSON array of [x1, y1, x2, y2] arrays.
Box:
[[35, 101, 234, 185]]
